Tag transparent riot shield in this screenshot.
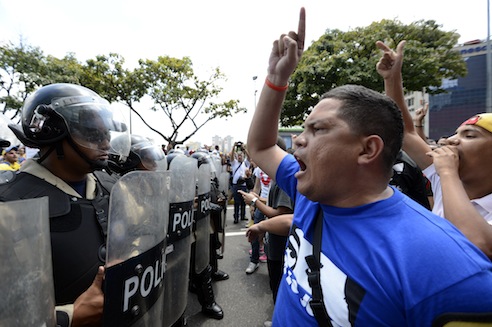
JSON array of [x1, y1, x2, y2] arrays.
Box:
[[217, 171, 230, 254], [104, 171, 170, 327], [162, 155, 197, 327], [0, 113, 21, 145], [0, 197, 56, 327], [218, 172, 229, 195], [211, 154, 222, 180], [194, 162, 211, 274]]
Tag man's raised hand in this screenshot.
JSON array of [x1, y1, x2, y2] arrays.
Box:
[[376, 40, 406, 80], [267, 7, 306, 86]]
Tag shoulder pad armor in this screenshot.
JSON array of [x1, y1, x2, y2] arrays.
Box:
[[0, 172, 71, 217], [0, 170, 17, 185]]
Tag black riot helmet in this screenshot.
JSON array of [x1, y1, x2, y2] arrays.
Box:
[[0, 138, 10, 148], [9, 83, 130, 168], [190, 150, 209, 167], [166, 148, 186, 169], [109, 135, 166, 174], [191, 150, 217, 180]]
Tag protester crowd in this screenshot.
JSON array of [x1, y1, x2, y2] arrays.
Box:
[[2, 6, 492, 327]]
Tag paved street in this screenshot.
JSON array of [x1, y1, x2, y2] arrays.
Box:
[[184, 205, 275, 327]]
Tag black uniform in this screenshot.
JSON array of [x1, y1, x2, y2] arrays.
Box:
[[390, 150, 432, 210], [0, 161, 116, 321]]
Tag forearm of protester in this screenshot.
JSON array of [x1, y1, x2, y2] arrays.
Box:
[[247, 8, 305, 179], [376, 40, 433, 170], [256, 200, 292, 219], [252, 176, 261, 195], [246, 214, 293, 242], [440, 170, 492, 258], [430, 147, 492, 259], [413, 113, 427, 142]]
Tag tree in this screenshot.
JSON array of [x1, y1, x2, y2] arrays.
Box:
[[137, 56, 246, 146], [82, 54, 245, 146], [43, 53, 84, 86], [0, 39, 85, 121], [0, 40, 46, 120], [79, 53, 153, 140], [282, 19, 467, 126]]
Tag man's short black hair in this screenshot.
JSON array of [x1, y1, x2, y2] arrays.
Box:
[[320, 84, 403, 173]]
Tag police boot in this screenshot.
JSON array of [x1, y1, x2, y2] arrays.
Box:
[[196, 265, 224, 320], [209, 234, 229, 281]]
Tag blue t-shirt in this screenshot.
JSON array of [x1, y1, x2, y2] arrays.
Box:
[[273, 154, 492, 327]]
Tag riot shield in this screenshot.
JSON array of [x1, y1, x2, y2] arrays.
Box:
[[162, 155, 197, 327], [104, 170, 170, 327], [0, 197, 56, 327], [194, 162, 211, 274], [211, 154, 222, 180], [217, 171, 230, 254], [218, 171, 229, 195], [0, 113, 21, 146]]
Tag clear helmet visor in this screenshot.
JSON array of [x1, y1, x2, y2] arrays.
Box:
[[51, 96, 130, 159], [133, 143, 167, 172]]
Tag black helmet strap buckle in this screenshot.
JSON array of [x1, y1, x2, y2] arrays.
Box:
[[55, 142, 65, 160], [36, 141, 65, 164], [37, 144, 57, 165]]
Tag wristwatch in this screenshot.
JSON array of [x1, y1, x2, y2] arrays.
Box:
[[251, 197, 258, 207]]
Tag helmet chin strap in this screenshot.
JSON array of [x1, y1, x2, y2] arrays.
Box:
[[66, 137, 108, 170], [37, 144, 57, 164]]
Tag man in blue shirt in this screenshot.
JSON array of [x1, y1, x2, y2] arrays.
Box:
[[246, 7, 492, 326]]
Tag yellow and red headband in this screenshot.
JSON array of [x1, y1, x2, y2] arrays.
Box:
[[460, 113, 492, 134]]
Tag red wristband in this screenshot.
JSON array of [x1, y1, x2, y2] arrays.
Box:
[[265, 78, 288, 92]]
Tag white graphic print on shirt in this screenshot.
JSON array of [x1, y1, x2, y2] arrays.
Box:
[[284, 224, 365, 327]]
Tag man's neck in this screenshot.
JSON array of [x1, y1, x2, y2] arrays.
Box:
[[40, 159, 89, 183], [464, 182, 492, 201]]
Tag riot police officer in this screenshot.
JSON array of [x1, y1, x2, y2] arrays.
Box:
[[0, 83, 130, 327], [189, 150, 225, 320], [192, 151, 229, 281], [108, 134, 167, 175], [112, 141, 220, 325]]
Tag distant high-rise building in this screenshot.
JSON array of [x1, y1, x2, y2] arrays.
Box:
[[212, 135, 222, 149], [223, 135, 233, 153], [209, 135, 234, 153], [427, 39, 488, 140]]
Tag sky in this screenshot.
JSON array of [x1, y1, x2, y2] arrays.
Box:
[[1, 0, 490, 147]]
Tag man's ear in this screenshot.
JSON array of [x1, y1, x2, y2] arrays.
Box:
[[357, 135, 384, 165]]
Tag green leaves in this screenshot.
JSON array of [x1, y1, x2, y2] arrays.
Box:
[[0, 41, 245, 144], [282, 19, 466, 127]]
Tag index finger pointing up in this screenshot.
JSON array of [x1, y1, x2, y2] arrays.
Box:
[[297, 7, 306, 51]]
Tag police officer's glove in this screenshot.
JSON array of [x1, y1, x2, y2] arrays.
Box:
[[210, 203, 222, 212]]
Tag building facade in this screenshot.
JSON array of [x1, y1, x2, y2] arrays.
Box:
[[427, 40, 489, 140]]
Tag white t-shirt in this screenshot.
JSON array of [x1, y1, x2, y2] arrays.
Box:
[[254, 167, 272, 199], [230, 158, 249, 184], [423, 164, 492, 224]]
